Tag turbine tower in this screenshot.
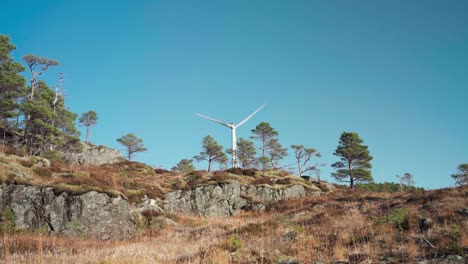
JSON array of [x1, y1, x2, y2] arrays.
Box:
[[195, 104, 265, 168]]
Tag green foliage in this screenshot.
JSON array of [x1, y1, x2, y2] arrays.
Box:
[[267, 138, 288, 169], [79, 110, 98, 143], [373, 208, 411, 231], [451, 163, 468, 186], [21, 80, 81, 155], [251, 122, 286, 170], [0, 34, 26, 146], [0, 210, 17, 233], [234, 138, 257, 169], [193, 135, 227, 172], [116, 133, 147, 161], [171, 159, 195, 173], [44, 150, 64, 162], [226, 235, 243, 252], [331, 132, 373, 188], [356, 182, 424, 192]]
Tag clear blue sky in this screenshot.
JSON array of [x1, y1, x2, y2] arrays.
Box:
[[2, 0, 467, 189]]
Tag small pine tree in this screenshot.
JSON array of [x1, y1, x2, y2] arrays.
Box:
[[193, 135, 226, 172], [171, 159, 195, 173], [452, 164, 468, 186], [116, 133, 147, 161], [79, 111, 98, 143]]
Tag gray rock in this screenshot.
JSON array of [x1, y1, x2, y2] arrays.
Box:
[[164, 181, 321, 217], [4, 184, 136, 239], [164, 181, 247, 217], [61, 143, 125, 166], [242, 203, 267, 212], [438, 255, 465, 264]]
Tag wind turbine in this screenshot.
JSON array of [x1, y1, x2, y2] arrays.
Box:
[[195, 104, 265, 168]]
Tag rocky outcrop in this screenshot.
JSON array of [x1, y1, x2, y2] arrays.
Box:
[[61, 143, 125, 165], [163, 181, 321, 217], [1, 184, 136, 239]]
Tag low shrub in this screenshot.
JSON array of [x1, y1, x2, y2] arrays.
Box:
[[18, 159, 34, 168], [33, 167, 52, 177], [4, 147, 25, 157], [226, 168, 243, 175], [44, 151, 64, 162], [154, 168, 170, 174], [222, 235, 243, 252], [242, 168, 257, 176], [252, 177, 275, 185]]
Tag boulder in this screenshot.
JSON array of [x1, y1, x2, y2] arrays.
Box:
[[3, 184, 136, 239], [61, 143, 125, 166]]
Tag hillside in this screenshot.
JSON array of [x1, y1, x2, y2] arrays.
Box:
[[0, 148, 466, 263]]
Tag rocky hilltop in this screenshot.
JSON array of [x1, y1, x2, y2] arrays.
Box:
[[60, 143, 125, 165], [0, 150, 327, 236]]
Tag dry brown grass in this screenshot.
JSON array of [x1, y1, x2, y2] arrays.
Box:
[[3, 187, 465, 263], [1, 149, 466, 263]]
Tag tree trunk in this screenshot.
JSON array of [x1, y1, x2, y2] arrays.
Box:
[[85, 126, 90, 143], [297, 161, 302, 177], [208, 159, 211, 172], [348, 160, 354, 189]]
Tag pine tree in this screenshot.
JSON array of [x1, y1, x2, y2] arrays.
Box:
[[20, 80, 81, 155], [331, 132, 373, 189], [117, 133, 147, 161], [236, 138, 257, 169], [79, 110, 98, 143], [452, 164, 468, 186], [172, 159, 195, 173], [193, 135, 227, 172], [251, 122, 287, 171], [0, 34, 26, 145]]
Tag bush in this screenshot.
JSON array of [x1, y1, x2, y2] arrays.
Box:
[[252, 177, 275, 185], [226, 168, 243, 175], [374, 208, 413, 231], [44, 151, 64, 162], [4, 147, 25, 157], [212, 172, 232, 182], [33, 167, 52, 177], [18, 159, 34, 168], [242, 168, 257, 176], [223, 235, 243, 252], [154, 168, 170, 174]]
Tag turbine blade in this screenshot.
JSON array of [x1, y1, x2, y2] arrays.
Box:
[[236, 104, 265, 128], [195, 113, 230, 128]]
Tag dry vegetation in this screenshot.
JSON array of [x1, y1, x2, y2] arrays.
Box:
[[1, 148, 466, 263], [0, 150, 321, 204], [1, 186, 466, 263]]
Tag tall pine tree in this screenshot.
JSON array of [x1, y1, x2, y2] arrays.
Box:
[[0, 34, 25, 145], [331, 132, 373, 189]]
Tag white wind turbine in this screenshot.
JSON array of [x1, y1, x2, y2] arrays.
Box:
[[195, 104, 265, 168]]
